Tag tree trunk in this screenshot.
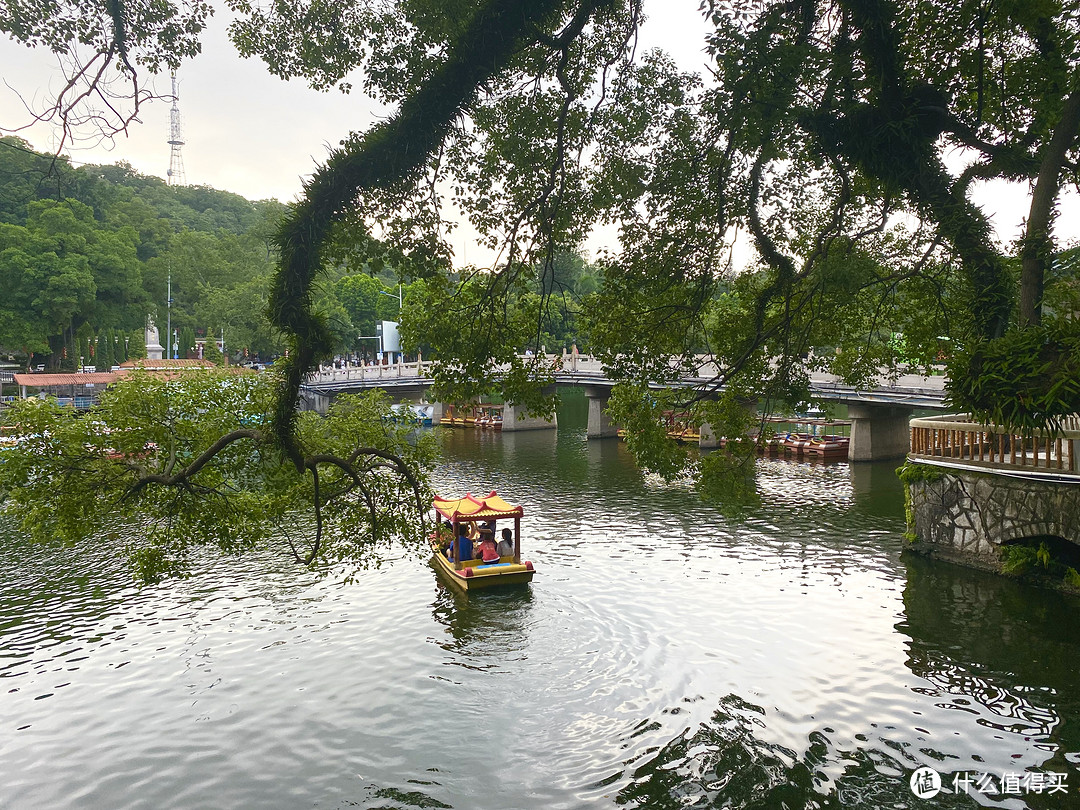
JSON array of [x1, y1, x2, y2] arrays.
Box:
[[1019, 83, 1080, 328]]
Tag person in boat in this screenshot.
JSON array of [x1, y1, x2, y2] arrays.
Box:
[[477, 528, 500, 564], [440, 521, 455, 559], [454, 523, 474, 563], [496, 527, 514, 559]]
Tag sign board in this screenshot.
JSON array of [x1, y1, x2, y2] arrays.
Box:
[[380, 321, 401, 353]]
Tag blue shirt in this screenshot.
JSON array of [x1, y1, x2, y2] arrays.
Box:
[[457, 536, 473, 561]]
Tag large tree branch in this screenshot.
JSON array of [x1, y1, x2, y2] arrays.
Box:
[[269, 0, 596, 470], [126, 428, 264, 495], [1019, 81, 1080, 327]]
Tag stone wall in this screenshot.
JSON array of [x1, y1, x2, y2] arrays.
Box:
[[906, 465, 1080, 571]]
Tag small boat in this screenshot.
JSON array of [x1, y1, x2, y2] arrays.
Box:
[[387, 403, 434, 427], [430, 491, 535, 591]]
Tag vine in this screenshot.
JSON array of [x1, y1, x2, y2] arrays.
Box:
[[265, 0, 603, 469]]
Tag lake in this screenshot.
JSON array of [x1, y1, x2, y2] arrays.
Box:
[[2, 394, 1079, 809]]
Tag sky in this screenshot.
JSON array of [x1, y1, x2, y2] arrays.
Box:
[[1, 3, 1072, 266]]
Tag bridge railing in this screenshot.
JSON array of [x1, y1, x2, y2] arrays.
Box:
[[909, 413, 1080, 475], [305, 352, 613, 385], [306, 360, 430, 383]]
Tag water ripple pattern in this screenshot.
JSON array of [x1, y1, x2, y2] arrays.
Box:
[[1, 398, 1079, 809]]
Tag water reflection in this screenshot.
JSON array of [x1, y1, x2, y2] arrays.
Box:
[[612, 693, 982, 809], [900, 554, 1080, 786], [429, 581, 536, 652]]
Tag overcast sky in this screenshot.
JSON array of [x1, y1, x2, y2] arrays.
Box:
[[1, 3, 1072, 265]]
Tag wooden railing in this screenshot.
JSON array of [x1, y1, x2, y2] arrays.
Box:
[[910, 414, 1080, 474]]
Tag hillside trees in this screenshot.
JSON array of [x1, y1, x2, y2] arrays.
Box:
[[0, 139, 299, 363]]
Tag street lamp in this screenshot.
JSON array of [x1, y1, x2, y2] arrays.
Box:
[[379, 284, 403, 310], [166, 264, 173, 360]]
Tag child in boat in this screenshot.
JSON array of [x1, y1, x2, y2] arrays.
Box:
[[477, 528, 500, 564], [496, 527, 514, 559], [454, 524, 473, 562]]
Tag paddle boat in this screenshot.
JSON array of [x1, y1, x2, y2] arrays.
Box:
[[430, 491, 535, 591], [387, 403, 434, 427]]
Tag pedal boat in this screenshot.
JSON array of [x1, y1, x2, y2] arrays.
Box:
[[430, 491, 535, 591]]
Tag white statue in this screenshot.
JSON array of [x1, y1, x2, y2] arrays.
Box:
[[146, 315, 165, 360]]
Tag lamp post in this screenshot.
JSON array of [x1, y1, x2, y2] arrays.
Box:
[[166, 265, 173, 359], [379, 284, 403, 310]]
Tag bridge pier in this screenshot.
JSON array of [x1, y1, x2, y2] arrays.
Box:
[[583, 387, 618, 438], [699, 399, 759, 450], [699, 422, 719, 449], [299, 390, 332, 415], [847, 403, 912, 461], [501, 402, 557, 431]]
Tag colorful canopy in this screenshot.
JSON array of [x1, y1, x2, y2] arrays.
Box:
[[433, 491, 524, 522]]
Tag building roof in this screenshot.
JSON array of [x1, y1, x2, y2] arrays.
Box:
[[14, 362, 248, 389], [13, 372, 120, 387]]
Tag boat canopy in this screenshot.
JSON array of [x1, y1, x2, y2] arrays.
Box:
[[433, 491, 524, 522]]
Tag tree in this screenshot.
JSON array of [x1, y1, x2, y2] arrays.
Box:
[[6, 0, 1079, 570], [127, 326, 146, 359], [0, 373, 435, 581], [178, 326, 196, 359], [95, 328, 114, 371], [202, 330, 223, 365]]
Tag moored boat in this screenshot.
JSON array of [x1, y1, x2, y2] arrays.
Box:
[[430, 491, 535, 591]]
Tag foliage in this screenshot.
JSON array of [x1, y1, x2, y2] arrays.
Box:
[[95, 328, 114, 371], [998, 538, 1080, 593], [127, 326, 146, 359], [0, 140, 296, 365], [0, 372, 436, 581], [399, 273, 559, 416], [1066, 567, 1080, 590], [6, 0, 1080, 547], [895, 462, 945, 486], [947, 318, 1080, 435], [203, 332, 224, 365], [1000, 544, 1035, 576], [177, 326, 196, 360]]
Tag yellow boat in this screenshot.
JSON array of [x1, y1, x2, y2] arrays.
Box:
[[430, 491, 536, 591]]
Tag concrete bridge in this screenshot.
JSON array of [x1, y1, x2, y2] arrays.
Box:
[[301, 352, 949, 462]]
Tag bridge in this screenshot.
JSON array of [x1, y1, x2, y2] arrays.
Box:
[[301, 351, 949, 461]]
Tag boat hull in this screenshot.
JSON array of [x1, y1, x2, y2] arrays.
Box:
[[429, 545, 535, 592]]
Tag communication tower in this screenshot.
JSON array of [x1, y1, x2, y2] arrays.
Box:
[[166, 73, 186, 186]]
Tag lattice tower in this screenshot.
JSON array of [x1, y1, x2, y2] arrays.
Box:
[[166, 73, 186, 186]]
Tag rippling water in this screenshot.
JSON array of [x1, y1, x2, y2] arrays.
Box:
[[2, 394, 1079, 809]]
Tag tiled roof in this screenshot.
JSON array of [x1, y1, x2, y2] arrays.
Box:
[[13, 372, 119, 386]]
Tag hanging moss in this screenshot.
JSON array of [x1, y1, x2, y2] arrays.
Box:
[[266, 0, 579, 468], [897, 462, 947, 543]]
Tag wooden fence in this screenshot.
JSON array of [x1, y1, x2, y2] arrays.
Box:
[[909, 414, 1080, 473]]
